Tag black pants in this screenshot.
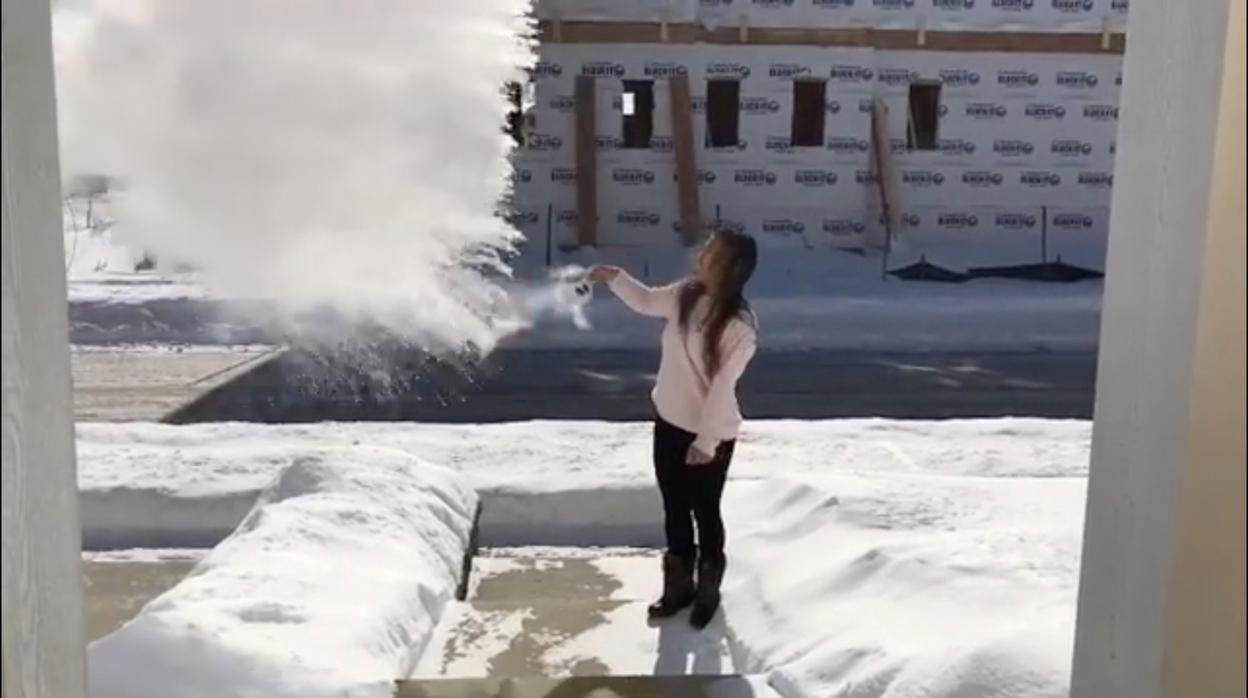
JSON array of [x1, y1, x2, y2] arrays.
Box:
[[653, 416, 735, 565]]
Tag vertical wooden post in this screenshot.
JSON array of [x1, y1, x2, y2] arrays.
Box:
[[669, 74, 701, 246], [574, 75, 597, 247], [2, 0, 89, 696]]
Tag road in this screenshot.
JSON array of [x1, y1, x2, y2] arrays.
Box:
[[167, 347, 1097, 423]]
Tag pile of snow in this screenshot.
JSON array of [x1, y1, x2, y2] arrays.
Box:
[[89, 446, 477, 698], [723, 475, 1084, 698]]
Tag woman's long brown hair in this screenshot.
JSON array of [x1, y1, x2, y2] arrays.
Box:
[[677, 230, 758, 378]]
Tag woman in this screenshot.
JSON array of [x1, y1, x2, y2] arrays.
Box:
[[589, 230, 759, 630]]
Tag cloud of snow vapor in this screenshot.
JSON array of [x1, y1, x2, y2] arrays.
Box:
[[54, 0, 534, 354]]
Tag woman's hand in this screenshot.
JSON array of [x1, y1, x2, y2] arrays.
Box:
[[686, 444, 715, 466], [588, 265, 622, 284]]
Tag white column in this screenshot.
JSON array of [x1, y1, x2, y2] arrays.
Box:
[[1070, 0, 1246, 696], [1, 0, 89, 696]]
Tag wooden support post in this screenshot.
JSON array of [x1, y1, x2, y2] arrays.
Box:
[[574, 74, 598, 247], [668, 74, 701, 246], [2, 0, 89, 695]]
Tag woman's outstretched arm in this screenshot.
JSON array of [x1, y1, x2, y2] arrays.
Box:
[[590, 265, 680, 318]]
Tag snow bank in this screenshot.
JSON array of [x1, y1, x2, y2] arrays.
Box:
[[76, 419, 1091, 549], [722, 475, 1085, 698], [88, 446, 478, 698]]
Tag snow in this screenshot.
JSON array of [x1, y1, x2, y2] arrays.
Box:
[[78, 419, 1089, 697], [724, 476, 1083, 698], [88, 446, 478, 698]]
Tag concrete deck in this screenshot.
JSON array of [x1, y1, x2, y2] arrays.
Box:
[[71, 347, 279, 421], [82, 556, 198, 642], [414, 550, 735, 680]]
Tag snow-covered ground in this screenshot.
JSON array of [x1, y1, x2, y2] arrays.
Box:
[[80, 419, 1090, 698], [64, 219, 1102, 351]]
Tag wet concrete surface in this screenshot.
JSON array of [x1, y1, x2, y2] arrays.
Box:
[[82, 556, 198, 641]]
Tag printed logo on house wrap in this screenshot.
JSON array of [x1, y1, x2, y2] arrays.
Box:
[[991, 0, 1035, 10], [752, 0, 797, 8], [939, 69, 982, 87], [742, 97, 783, 114], [827, 137, 871, 155], [1077, 172, 1114, 189], [595, 136, 623, 151], [933, 0, 975, 9], [962, 170, 1004, 187], [507, 210, 540, 226], [526, 134, 563, 151], [769, 63, 813, 79], [762, 218, 806, 235], [794, 170, 839, 187], [673, 169, 717, 184], [997, 70, 1041, 88], [531, 61, 563, 79], [888, 138, 908, 154], [855, 169, 880, 184], [644, 62, 688, 78], [765, 136, 794, 153], [1051, 140, 1095, 157], [707, 63, 751, 79], [550, 167, 577, 185], [711, 217, 747, 234], [616, 209, 662, 227], [831, 65, 876, 83], [1020, 171, 1062, 187], [547, 95, 575, 113], [513, 168, 533, 184], [938, 212, 980, 229], [900, 213, 922, 227], [612, 168, 657, 185], [1115, 73, 1123, 86], [734, 169, 779, 186], [691, 97, 707, 114], [1110, 141, 1117, 155], [556, 209, 579, 225], [858, 98, 876, 113], [904, 170, 946, 187], [1052, 213, 1094, 229], [995, 212, 1038, 229], [1082, 104, 1119, 121], [1111, 0, 1128, 11], [994, 139, 1035, 157], [873, 0, 917, 9], [700, 0, 735, 6], [876, 68, 915, 86], [1056, 71, 1099, 90], [939, 139, 976, 156], [966, 102, 1009, 119], [581, 62, 626, 78], [1025, 103, 1067, 119], [1051, 0, 1095, 12], [813, 0, 855, 7], [650, 137, 674, 153], [826, 100, 842, 114], [822, 218, 866, 235]]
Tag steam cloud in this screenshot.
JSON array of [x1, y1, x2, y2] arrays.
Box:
[[54, 0, 535, 354]]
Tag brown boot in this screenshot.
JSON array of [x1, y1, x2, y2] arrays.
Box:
[[647, 552, 696, 619], [689, 557, 724, 630]]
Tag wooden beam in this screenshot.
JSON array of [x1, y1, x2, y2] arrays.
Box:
[[537, 20, 1125, 53], [668, 74, 701, 246], [573, 75, 598, 247], [2, 0, 89, 695]]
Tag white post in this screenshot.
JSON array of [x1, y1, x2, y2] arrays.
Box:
[[2, 0, 89, 696], [1071, 0, 1246, 696]]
